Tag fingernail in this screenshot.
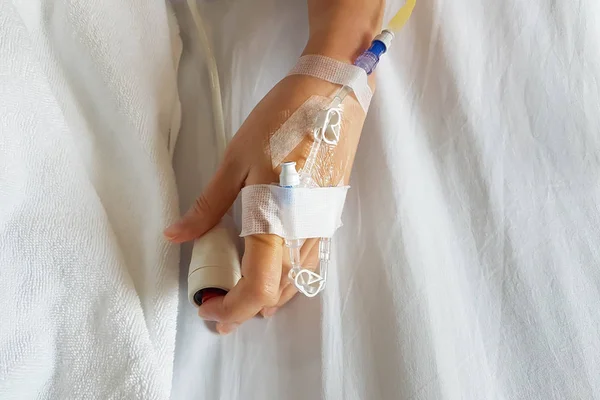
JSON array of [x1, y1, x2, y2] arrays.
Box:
[[216, 323, 239, 335], [262, 307, 278, 318]]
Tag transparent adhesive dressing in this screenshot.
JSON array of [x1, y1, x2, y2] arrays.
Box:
[[287, 1, 417, 296]]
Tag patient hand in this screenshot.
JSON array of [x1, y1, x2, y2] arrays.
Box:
[[164, 73, 369, 334]]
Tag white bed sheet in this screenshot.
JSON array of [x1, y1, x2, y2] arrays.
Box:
[[2, 0, 596, 398], [170, 0, 600, 399]]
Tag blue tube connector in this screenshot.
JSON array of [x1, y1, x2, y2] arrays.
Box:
[[354, 30, 395, 75]]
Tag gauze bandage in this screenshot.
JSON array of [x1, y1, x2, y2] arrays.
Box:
[[240, 185, 349, 239], [288, 55, 373, 113]]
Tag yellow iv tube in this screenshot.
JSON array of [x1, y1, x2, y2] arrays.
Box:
[[387, 0, 417, 32]]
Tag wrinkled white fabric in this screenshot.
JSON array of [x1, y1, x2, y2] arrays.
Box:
[[171, 0, 600, 399], [240, 185, 349, 239], [0, 1, 182, 399]]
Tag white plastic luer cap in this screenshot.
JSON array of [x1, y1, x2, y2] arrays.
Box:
[[187, 214, 242, 306], [374, 30, 395, 49], [279, 161, 300, 187]]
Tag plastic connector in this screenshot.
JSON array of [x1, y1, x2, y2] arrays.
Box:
[[354, 30, 395, 75], [279, 162, 300, 188], [187, 214, 242, 307]]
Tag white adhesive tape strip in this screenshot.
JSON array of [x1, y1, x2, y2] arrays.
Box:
[[240, 184, 349, 240], [287, 55, 373, 113]]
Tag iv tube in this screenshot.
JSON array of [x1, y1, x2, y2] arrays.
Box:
[[187, 0, 227, 161], [387, 0, 417, 33], [279, 162, 303, 281]]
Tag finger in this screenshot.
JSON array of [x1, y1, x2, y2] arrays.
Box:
[[279, 242, 320, 307], [198, 234, 283, 330], [268, 284, 298, 315], [261, 238, 319, 318], [279, 238, 319, 286], [300, 238, 320, 264], [262, 241, 321, 317], [164, 153, 246, 243]]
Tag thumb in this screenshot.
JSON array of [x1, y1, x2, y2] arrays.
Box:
[[164, 157, 246, 243]]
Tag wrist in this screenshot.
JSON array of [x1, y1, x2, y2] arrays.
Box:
[[303, 30, 375, 64], [302, 26, 382, 88], [304, 5, 383, 63]]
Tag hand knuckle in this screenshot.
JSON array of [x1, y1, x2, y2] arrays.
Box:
[[193, 194, 212, 215]]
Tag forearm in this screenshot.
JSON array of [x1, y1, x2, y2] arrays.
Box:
[[304, 0, 385, 63]]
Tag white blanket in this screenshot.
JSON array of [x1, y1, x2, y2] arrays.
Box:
[[0, 1, 182, 398]]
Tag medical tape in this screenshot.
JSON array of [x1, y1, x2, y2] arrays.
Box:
[[269, 95, 330, 169], [240, 184, 349, 240], [287, 55, 373, 113]]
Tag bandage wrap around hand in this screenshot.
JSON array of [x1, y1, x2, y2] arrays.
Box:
[[288, 55, 373, 113], [240, 185, 349, 239]]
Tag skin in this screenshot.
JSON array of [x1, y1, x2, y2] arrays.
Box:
[[164, 1, 386, 334]]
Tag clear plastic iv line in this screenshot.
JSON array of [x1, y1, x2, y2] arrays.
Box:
[[296, 26, 401, 297], [300, 27, 399, 186], [295, 95, 345, 296], [279, 162, 303, 279], [187, 0, 227, 161], [280, 162, 325, 297], [299, 88, 348, 187]]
